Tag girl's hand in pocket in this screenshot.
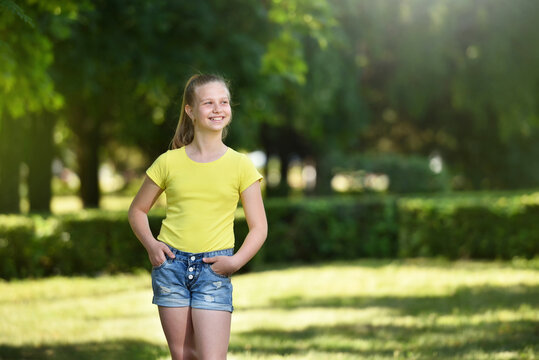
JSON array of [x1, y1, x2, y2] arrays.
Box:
[[148, 240, 175, 267], [202, 255, 240, 276]]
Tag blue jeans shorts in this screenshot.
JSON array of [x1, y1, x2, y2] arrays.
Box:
[[151, 243, 234, 312]]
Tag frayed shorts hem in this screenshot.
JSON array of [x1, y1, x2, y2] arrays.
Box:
[[152, 297, 190, 308], [191, 302, 233, 313], [153, 297, 233, 312]]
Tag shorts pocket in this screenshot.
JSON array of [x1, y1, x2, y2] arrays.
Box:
[[152, 258, 168, 270], [207, 264, 229, 278]]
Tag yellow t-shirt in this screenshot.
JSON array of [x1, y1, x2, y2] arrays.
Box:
[[145, 146, 263, 253]]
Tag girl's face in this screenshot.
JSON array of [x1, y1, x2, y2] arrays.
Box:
[[186, 81, 231, 134]]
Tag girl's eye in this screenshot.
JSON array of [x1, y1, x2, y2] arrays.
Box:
[[222, 101, 229, 105]]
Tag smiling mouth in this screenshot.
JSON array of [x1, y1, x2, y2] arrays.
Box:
[[210, 117, 224, 121]]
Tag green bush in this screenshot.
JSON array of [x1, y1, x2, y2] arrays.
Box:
[[235, 196, 399, 269], [0, 211, 149, 278], [397, 194, 539, 259], [0, 191, 538, 279], [0, 215, 37, 278]]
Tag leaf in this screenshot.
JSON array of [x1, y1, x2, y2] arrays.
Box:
[[0, 0, 34, 27]]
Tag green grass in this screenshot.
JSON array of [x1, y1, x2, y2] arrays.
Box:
[[1, 259, 538, 359]]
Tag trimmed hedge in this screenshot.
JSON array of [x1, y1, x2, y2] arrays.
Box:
[[397, 193, 539, 259], [0, 211, 163, 279], [0, 192, 538, 279], [243, 196, 399, 267]]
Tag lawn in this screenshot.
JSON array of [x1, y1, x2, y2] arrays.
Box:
[[0, 258, 537, 359]]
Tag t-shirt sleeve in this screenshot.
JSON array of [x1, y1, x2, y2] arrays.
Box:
[[239, 153, 263, 193], [145, 152, 168, 189]]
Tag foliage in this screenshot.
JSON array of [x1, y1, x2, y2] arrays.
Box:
[[1, 191, 538, 279], [0, 0, 89, 213], [334, 0, 539, 189], [0, 0, 84, 119], [49, 0, 280, 207], [248, 196, 398, 264], [0, 0, 34, 26], [262, 0, 337, 85], [398, 192, 539, 258], [0, 210, 156, 278], [3, 0, 539, 214]]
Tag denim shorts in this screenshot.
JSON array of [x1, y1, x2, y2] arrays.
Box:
[[151, 243, 234, 312]]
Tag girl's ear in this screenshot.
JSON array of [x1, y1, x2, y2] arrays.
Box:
[[185, 105, 193, 119]]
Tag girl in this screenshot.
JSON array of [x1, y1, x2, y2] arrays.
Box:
[[128, 74, 267, 360]]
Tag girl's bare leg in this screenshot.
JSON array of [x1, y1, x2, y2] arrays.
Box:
[[191, 309, 232, 360], [158, 306, 198, 360]]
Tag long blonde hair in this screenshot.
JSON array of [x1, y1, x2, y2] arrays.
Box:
[[170, 74, 231, 149]]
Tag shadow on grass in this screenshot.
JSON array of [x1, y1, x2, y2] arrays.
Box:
[[229, 283, 538, 358], [258, 284, 539, 316], [230, 320, 538, 358], [2, 321, 535, 360], [0, 340, 169, 360]]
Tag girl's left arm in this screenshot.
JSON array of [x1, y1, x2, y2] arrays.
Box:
[[203, 180, 267, 275]]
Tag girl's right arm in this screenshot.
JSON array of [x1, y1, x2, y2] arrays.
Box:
[[128, 176, 175, 266]]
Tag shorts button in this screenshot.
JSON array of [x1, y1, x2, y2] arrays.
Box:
[[189, 267, 194, 272], [188, 274, 194, 279], [190, 256, 196, 261]]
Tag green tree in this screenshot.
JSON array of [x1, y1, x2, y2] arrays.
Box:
[[53, 0, 274, 207], [336, 0, 539, 189], [0, 0, 83, 213], [258, 0, 365, 196]]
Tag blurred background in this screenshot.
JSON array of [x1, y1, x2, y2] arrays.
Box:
[[2, 0, 539, 215], [1, 0, 538, 359]]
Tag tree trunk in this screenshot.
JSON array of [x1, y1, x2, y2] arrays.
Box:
[[0, 114, 22, 213], [27, 112, 55, 213], [70, 107, 101, 209], [313, 152, 333, 196], [260, 122, 292, 197], [77, 128, 100, 208]]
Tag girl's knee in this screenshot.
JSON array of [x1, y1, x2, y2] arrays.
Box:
[[197, 349, 227, 360], [170, 345, 198, 360], [185, 345, 198, 360]]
